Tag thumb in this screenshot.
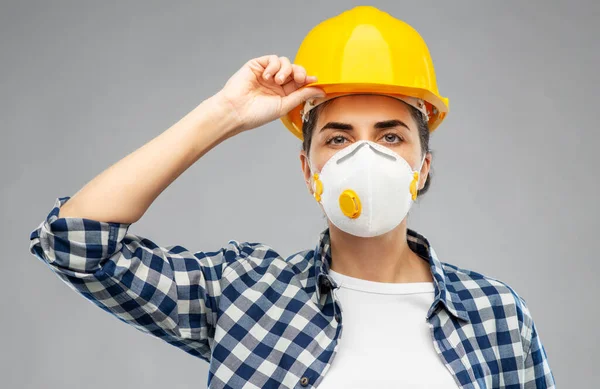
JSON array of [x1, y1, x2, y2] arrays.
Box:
[[280, 87, 326, 115]]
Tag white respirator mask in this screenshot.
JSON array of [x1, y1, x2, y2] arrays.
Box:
[[309, 140, 426, 238]]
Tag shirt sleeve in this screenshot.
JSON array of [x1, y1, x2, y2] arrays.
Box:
[[519, 296, 557, 388], [28, 196, 242, 362]]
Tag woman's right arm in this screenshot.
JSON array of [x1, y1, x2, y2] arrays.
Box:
[[28, 55, 325, 361], [56, 92, 240, 224]]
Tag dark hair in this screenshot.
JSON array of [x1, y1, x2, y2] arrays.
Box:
[[301, 99, 433, 197]]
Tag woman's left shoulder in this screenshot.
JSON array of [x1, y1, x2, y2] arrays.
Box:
[[440, 261, 533, 328]]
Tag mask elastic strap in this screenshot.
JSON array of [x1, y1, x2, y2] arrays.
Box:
[[307, 158, 319, 180], [417, 153, 427, 172]]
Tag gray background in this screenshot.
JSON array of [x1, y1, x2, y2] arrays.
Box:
[[2, 0, 597, 387]]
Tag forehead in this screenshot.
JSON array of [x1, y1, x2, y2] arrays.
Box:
[[317, 94, 414, 123]]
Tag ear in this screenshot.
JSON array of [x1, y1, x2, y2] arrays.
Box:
[[299, 151, 313, 194], [418, 152, 432, 190]]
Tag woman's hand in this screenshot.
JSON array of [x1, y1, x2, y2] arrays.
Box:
[[215, 55, 325, 134]]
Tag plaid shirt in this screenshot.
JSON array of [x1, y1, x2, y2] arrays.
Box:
[[29, 196, 556, 388]]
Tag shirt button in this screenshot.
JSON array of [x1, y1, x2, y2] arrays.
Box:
[[334, 313, 341, 322], [300, 376, 310, 386]]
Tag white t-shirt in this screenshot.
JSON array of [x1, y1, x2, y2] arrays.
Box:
[[317, 269, 460, 388]]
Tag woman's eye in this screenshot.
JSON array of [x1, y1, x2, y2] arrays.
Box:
[[327, 135, 347, 145], [383, 133, 402, 143]]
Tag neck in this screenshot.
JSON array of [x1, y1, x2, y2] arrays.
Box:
[[328, 219, 433, 283]]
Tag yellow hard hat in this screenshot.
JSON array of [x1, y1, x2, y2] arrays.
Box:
[[280, 5, 449, 140]]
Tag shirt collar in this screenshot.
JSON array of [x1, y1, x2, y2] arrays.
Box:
[[312, 228, 471, 323]]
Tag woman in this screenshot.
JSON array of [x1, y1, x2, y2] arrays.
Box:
[[29, 6, 555, 389]]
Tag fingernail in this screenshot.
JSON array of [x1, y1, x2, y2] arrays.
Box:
[[264, 73, 271, 80]]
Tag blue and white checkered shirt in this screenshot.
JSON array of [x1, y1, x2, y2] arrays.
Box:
[[29, 196, 556, 388]]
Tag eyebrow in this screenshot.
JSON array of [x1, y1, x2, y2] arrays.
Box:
[[319, 119, 410, 133]]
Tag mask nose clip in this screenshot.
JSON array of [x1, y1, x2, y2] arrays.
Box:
[[336, 141, 397, 165]]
